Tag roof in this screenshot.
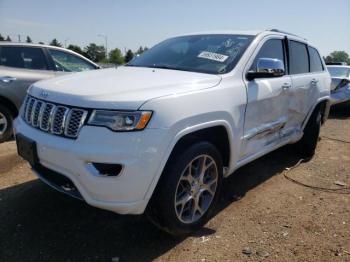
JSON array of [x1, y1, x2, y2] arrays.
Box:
[[175, 29, 307, 42], [327, 65, 350, 68], [0, 41, 68, 50], [0, 42, 99, 67], [181, 30, 263, 36]]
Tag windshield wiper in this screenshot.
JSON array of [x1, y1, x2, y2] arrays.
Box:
[[125, 64, 179, 70], [124, 64, 142, 67]]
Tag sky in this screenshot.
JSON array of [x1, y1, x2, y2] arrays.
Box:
[[0, 0, 349, 56]]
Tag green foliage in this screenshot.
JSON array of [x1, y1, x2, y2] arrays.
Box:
[[325, 51, 350, 65], [124, 49, 134, 63], [67, 44, 85, 56], [84, 43, 106, 62], [135, 46, 149, 55], [50, 38, 62, 47], [0, 32, 150, 64], [136, 46, 144, 55], [109, 48, 124, 64]]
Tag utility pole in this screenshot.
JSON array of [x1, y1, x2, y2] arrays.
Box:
[[18, 34, 21, 42], [98, 34, 108, 60], [64, 38, 70, 48]]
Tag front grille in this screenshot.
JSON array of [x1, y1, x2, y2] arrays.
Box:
[[23, 96, 88, 139]]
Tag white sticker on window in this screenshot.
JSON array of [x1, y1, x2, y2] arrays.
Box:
[[198, 51, 229, 62]]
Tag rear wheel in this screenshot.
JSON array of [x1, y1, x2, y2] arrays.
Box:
[[147, 141, 223, 235], [296, 106, 322, 158], [0, 105, 14, 143]]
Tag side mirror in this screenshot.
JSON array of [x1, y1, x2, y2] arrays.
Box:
[[247, 58, 285, 81]]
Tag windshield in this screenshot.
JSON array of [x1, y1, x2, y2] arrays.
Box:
[[327, 67, 350, 78], [127, 34, 255, 74]]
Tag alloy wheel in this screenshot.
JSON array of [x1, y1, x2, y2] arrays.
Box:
[[0, 112, 8, 135], [174, 154, 218, 224]]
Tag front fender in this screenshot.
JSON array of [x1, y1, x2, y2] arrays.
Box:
[[143, 117, 237, 202]]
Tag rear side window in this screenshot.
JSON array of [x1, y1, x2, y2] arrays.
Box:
[[250, 39, 285, 71], [0, 46, 48, 70], [289, 41, 309, 74], [309, 47, 324, 72]]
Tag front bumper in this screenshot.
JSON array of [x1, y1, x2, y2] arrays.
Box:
[[14, 117, 170, 214], [330, 85, 350, 105]]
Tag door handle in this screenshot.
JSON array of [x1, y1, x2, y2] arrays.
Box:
[[281, 83, 291, 90], [0, 76, 17, 83], [311, 79, 319, 85]]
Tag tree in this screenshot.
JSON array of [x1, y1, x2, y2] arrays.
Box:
[[135, 46, 144, 55], [109, 48, 124, 64], [67, 44, 85, 56], [124, 49, 134, 63], [325, 51, 350, 65], [0, 34, 4, 41], [26, 36, 32, 43], [84, 43, 106, 62], [49, 38, 62, 47], [5, 36, 11, 42], [135, 46, 149, 55]]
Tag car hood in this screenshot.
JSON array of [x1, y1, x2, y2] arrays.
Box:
[[29, 66, 222, 110]]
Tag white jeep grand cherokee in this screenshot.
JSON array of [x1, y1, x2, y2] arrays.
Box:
[[14, 29, 331, 235]]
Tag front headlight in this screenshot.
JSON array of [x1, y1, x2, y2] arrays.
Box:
[[88, 110, 152, 131]]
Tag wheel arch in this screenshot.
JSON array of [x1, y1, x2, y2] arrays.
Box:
[[145, 121, 234, 207], [166, 125, 232, 169], [302, 98, 331, 130], [0, 95, 19, 117]]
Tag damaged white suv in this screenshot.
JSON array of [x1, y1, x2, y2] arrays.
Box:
[[14, 30, 331, 235]]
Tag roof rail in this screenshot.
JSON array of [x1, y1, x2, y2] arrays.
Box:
[[267, 29, 306, 40]]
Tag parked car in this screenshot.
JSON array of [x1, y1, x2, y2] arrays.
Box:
[[327, 65, 350, 105], [14, 29, 331, 235], [0, 43, 99, 142]]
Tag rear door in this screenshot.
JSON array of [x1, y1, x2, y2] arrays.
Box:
[[0, 46, 55, 109], [286, 40, 325, 132], [242, 36, 291, 158]]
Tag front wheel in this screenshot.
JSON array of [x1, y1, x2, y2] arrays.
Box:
[[147, 141, 223, 235], [0, 105, 14, 143]]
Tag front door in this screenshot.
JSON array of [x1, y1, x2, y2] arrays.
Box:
[[241, 37, 291, 158]]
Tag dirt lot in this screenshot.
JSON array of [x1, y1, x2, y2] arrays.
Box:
[[0, 107, 349, 262]]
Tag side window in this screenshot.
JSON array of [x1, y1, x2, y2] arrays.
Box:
[[289, 41, 309, 74], [48, 49, 96, 72], [308, 47, 324, 72], [0, 46, 48, 70], [250, 39, 285, 71]]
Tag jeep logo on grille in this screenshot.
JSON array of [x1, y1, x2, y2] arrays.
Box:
[[39, 91, 49, 99]]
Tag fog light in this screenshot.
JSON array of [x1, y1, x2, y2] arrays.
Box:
[[92, 163, 123, 177]]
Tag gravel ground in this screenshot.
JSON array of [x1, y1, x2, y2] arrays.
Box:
[[0, 107, 349, 262]]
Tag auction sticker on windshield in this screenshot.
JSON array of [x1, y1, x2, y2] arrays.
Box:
[[198, 51, 229, 62]]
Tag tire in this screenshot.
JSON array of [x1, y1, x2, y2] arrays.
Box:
[[296, 106, 322, 159], [0, 105, 14, 143], [147, 141, 223, 235]]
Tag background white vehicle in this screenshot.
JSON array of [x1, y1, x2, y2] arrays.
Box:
[[14, 29, 331, 235], [327, 65, 350, 105]]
